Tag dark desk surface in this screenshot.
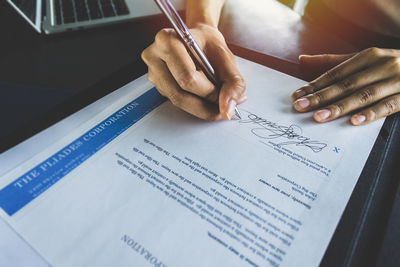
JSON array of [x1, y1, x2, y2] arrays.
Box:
[[1, 0, 399, 266]]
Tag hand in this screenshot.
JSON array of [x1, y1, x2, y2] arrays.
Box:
[[291, 47, 400, 125], [141, 23, 246, 121]]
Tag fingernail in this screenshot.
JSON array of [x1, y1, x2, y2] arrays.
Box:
[[351, 114, 366, 125], [314, 109, 331, 121], [292, 89, 306, 100], [225, 99, 237, 120], [294, 98, 310, 110], [237, 95, 248, 105]]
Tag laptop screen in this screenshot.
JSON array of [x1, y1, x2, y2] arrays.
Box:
[[8, 0, 42, 33]]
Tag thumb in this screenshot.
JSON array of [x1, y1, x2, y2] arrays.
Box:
[[299, 53, 356, 80], [299, 53, 355, 70], [208, 46, 246, 120]]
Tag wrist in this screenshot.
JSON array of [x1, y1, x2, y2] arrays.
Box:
[[187, 21, 217, 31], [186, 17, 218, 29], [185, 0, 225, 28]]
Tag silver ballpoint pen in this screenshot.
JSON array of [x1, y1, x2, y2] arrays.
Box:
[[154, 0, 241, 119]]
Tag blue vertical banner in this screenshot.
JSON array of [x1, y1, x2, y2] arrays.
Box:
[[0, 87, 166, 216]]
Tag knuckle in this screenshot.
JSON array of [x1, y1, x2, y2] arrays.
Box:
[[331, 102, 345, 116], [155, 29, 169, 42], [337, 102, 346, 114], [213, 44, 226, 54], [358, 88, 376, 104], [212, 45, 236, 63], [308, 82, 318, 93], [312, 91, 324, 104], [231, 75, 246, 93], [324, 69, 338, 81], [387, 57, 400, 72], [214, 44, 232, 57], [364, 109, 377, 121], [156, 87, 167, 97], [141, 49, 150, 64], [168, 92, 182, 107], [365, 47, 383, 57], [336, 78, 354, 91], [146, 72, 155, 85], [177, 70, 197, 90], [383, 98, 400, 115], [157, 90, 167, 98], [395, 58, 400, 72], [155, 29, 174, 49]]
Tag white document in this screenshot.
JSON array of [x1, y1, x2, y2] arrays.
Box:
[[0, 57, 383, 267]]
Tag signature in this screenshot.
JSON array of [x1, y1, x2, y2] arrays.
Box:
[[238, 110, 327, 153]]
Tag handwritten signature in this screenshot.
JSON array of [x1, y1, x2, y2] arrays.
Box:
[[238, 110, 327, 153]]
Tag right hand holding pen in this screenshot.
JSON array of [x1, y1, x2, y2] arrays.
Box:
[[141, 23, 246, 121]]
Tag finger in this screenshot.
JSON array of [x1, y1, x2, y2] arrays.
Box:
[[350, 94, 400, 125], [292, 48, 388, 100], [207, 44, 246, 119], [310, 77, 400, 123], [293, 59, 400, 112], [153, 29, 217, 101], [146, 57, 223, 121]]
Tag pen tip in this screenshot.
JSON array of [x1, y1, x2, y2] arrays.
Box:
[[233, 108, 242, 120]]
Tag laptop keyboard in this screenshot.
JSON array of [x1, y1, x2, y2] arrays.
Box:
[[54, 0, 130, 25]]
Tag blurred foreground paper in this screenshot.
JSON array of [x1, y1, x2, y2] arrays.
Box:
[[0, 57, 383, 267]]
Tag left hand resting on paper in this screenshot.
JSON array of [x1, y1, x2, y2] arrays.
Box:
[[291, 47, 400, 125]]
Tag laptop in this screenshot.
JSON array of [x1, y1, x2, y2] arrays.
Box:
[[7, 0, 184, 34]]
